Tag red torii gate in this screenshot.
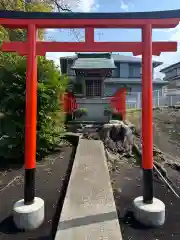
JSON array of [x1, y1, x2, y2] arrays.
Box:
[[0, 10, 179, 214]]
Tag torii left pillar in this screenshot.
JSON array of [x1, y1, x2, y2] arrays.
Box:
[[13, 24, 45, 231]]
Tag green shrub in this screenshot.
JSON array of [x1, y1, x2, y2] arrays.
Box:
[[74, 108, 88, 119], [0, 54, 69, 161], [111, 109, 123, 121], [104, 107, 113, 117]]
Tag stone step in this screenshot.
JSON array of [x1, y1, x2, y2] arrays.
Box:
[[55, 139, 122, 240], [68, 120, 107, 124]]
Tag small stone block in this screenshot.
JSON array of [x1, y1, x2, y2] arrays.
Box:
[[13, 197, 44, 231], [133, 196, 165, 227]]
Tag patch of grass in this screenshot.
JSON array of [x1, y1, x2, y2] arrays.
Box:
[[126, 110, 141, 133]]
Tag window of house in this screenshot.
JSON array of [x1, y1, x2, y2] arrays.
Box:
[[129, 64, 141, 78], [120, 63, 129, 78], [86, 79, 102, 97]]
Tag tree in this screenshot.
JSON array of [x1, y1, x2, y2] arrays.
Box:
[[0, 0, 83, 164], [0, 54, 69, 161], [0, 0, 85, 42], [0, 0, 53, 41], [43, 0, 79, 12]]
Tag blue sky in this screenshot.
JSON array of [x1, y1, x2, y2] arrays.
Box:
[[46, 0, 180, 78]]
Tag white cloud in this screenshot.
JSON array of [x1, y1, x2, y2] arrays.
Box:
[[53, 0, 99, 13], [154, 27, 179, 33], [45, 1, 99, 65], [76, 0, 99, 12], [120, 0, 129, 12], [170, 25, 180, 42], [46, 52, 75, 68], [153, 48, 180, 79], [153, 24, 180, 79], [46, 29, 56, 32]]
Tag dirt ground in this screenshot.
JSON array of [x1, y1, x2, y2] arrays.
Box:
[[127, 108, 180, 163], [153, 108, 180, 162], [0, 145, 74, 240], [110, 157, 180, 240]]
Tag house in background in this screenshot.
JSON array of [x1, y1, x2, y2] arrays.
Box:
[[160, 62, 180, 95], [60, 52, 167, 121]]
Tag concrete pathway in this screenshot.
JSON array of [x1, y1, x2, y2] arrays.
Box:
[[55, 139, 122, 239]]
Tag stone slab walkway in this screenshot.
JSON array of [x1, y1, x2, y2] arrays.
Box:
[[55, 139, 122, 239]]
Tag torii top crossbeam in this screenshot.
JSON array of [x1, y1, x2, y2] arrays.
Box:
[[0, 9, 180, 28], [0, 10, 179, 56]]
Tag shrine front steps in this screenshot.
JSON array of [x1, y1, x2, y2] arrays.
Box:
[[55, 139, 122, 240]]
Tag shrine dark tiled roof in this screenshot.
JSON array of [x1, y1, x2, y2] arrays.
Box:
[[62, 53, 162, 68], [71, 53, 117, 69]]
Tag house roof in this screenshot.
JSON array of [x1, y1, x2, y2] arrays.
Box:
[[112, 54, 162, 67], [60, 53, 162, 68], [71, 53, 116, 69], [160, 62, 180, 73], [104, 78, 168, 84]]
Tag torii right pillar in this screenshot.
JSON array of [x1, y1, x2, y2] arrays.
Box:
[[133, 24, 166, 227], [142, 24, 154, 204]]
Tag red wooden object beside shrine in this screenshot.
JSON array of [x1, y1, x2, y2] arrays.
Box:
[[0, 10, 179, 204], [62, 92, 78, 113], [110, 88, 126, 120]]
